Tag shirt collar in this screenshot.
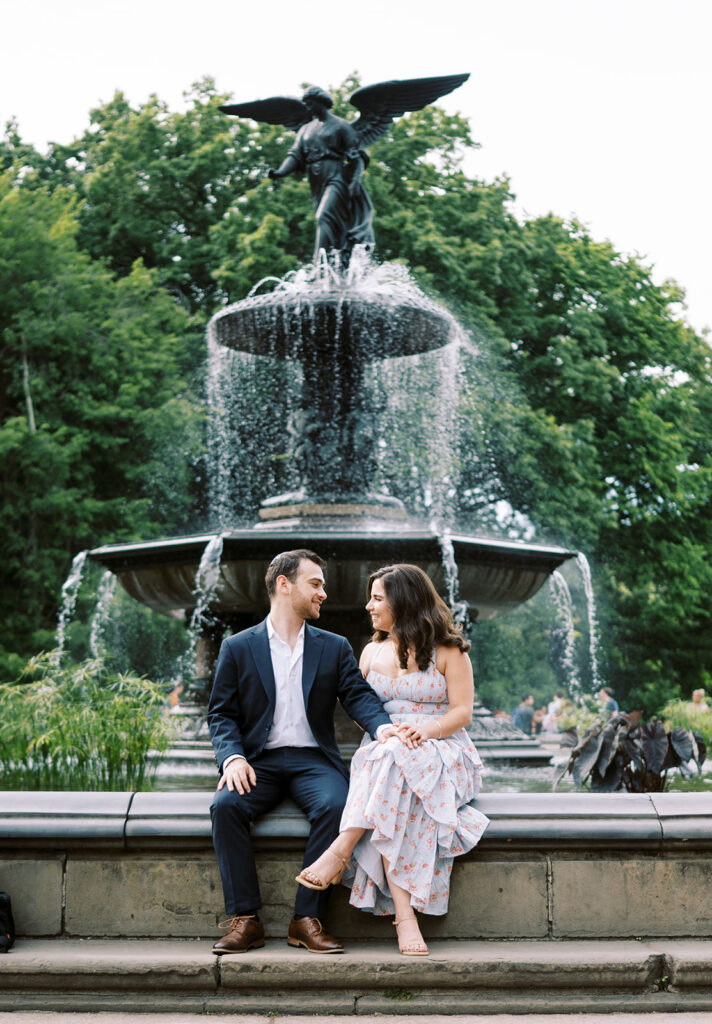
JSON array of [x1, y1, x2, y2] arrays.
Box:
[[267, 616, 305, 646]]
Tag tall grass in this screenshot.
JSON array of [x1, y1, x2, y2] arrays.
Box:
[[0, 653, 174, 790], [662, 699, 712, 748]]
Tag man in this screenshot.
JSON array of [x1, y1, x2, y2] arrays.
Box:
[[511, 694, 535, 735], [208, 549, 393, 955], [598, 686, 619, 715]]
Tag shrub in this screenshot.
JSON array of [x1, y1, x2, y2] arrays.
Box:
[[0, 652, 174, 790], [555, 712, 707, 793]]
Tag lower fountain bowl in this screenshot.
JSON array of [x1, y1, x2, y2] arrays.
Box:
[[88, 527, 576, 626]]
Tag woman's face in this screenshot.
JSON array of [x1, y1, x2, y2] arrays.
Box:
[[366, 577, 395, 634]]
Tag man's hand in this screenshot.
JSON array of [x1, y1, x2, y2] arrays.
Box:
[[218, 757, 257, 794], [378, 723, 419, 749]]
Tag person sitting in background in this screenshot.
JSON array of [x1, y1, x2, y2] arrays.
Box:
[[547, 693, 563, 716], [598, 686, 619, 715], [542, 703, 562, 732], [532, 705, 547, 735], [511, 694, 534, 735], [691, 688, 709, 712]]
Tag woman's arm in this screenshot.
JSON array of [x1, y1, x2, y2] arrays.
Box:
[[398, 646, 474, 745]]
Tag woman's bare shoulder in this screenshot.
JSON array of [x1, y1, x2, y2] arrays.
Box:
[[359, 640, 377, 673], [435, 643, 471, 673]]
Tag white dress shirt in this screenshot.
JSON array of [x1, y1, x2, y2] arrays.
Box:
[[222, 617, 317, 771], [263, 617, 318, 749]]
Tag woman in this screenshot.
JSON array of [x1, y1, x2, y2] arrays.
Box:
[[296, 564, 489, 956]]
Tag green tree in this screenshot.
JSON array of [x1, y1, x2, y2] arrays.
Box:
[[0, 168, 201, 674]]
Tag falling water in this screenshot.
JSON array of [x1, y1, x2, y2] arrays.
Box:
[[433, 527, 470, 628], [54, 550, 88, 665], [576, 552, 603, 691], [205, 326, 299, 528], [205, 254, 463, 526], [548, 570, 581, 699], [89, 571, 118, 659], [189, 534, 225, 635], [181, 534, 226, 682]]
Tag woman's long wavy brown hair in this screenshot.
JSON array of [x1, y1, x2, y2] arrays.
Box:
[[368, 563, 470, 671]]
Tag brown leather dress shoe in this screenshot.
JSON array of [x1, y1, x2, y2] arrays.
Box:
[[212, 915, 265, 954], [287, 915, 344, 953]]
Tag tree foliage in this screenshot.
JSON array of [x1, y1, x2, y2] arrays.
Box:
[[1, 76, 711, 716]]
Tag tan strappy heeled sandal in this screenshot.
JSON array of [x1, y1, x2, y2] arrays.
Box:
[[394, 915, 429, 956], [295, 847, 350, 891]]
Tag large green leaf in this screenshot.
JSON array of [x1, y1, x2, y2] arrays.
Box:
[[640, 720, 668, 774]]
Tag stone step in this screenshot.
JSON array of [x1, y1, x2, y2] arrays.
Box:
[[1, 939, 711, 1015], [5, 1016, 712, 1024]]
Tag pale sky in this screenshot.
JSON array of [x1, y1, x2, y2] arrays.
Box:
[[3, 0, 711, 336]]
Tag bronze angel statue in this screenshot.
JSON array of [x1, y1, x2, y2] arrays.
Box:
[[219, 74, 469, 262]]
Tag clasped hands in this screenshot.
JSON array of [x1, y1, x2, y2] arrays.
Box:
[[378, 722, 438, 748]]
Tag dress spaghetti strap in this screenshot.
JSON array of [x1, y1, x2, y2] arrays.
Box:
[[369, 641, 389, 674]]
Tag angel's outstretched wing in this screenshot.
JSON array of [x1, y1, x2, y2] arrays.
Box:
[[350, 74, 470, 146], [218, 96, 311, 131]]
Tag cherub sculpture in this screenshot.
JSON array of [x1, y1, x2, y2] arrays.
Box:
[[219, 75, 469, 263]]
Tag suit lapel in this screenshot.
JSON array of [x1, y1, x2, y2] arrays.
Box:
[[247, 619, 276, 706], [302, 624, 324, 709]]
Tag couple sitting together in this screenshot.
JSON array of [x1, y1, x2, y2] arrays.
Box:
[[208, 548, 489, 957]]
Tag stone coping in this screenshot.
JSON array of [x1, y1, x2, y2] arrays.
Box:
[[0, 791, 710, 849]]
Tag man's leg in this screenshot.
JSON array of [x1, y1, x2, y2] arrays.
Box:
[[210, 749, 284, 915], [287, 748, 349, 920]]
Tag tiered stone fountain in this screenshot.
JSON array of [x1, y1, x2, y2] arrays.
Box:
[[89, 75, 574, 773], [90, 263, 573, 775]]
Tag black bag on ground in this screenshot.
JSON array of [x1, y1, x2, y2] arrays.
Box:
[[0, 892, 15, 952]]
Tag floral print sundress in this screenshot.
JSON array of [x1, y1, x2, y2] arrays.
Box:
[[339, 646, 489, 916]]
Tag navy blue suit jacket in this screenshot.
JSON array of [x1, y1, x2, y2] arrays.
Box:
[[207, 618, 391, 781]]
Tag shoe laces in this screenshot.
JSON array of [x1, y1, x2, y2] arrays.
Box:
[[219, 915, 256, 931]]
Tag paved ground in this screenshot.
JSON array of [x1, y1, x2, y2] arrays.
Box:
[[3, 1015, 712, 1023]]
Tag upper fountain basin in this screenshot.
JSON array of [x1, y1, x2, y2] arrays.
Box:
[[208, 289, 455, 360]]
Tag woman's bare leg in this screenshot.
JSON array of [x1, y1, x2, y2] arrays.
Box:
[[383, 855, 428, 954], [298, 827, 366, 887]]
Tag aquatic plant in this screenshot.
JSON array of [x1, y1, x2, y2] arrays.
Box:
[[555, 712, 707, 793], [0, 653, 174, 790]]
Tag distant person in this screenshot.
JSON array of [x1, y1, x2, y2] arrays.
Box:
[[547, 693, 563, 716], [691, 689, 709, 712], [598, 687, 619, 715], [542, 699, 562, 732], [532, 705, 547, 735], [511, 694, 534, 735]]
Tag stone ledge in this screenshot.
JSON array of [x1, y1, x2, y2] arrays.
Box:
[[1, 939, 711, 1015], [3, 791, 711, 849], [0, 792, 131, 845], [3, 791, 712, 942]]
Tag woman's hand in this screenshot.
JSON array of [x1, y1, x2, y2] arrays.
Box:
[[378, 724, 421, 748]]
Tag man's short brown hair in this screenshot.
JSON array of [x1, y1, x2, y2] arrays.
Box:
[[265, 549, 326, 597]]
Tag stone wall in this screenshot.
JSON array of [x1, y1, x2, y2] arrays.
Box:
[[1, 792, 711, 941]]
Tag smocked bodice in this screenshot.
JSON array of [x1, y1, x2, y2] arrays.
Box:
[[366, 658, 448, 720]]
